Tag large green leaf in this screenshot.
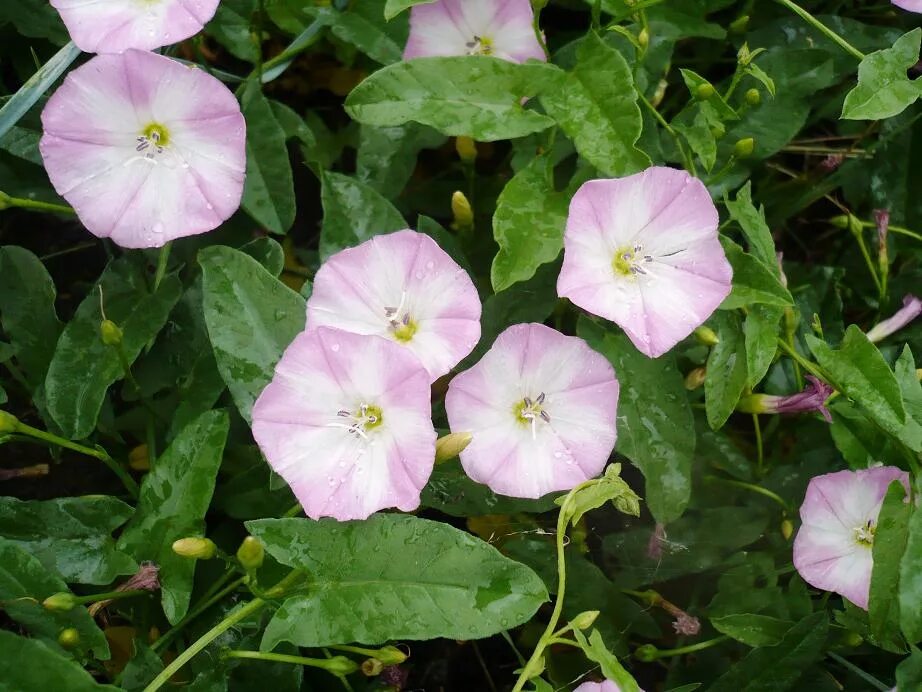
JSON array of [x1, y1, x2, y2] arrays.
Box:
[[315, 3, 407, 65], [705, 311, 748, 430], [0, 630, 119, 691], [0, 496, 136, 585], [711, 614, 795, 647], [345, 56, 555, 141], [869, 480, 911, 643], [246, 515, 548, 649], [491, 155, 568, 292], [578, 318, 694, 524], [893, 346, 922, 453], [720, 238, 793, 310], [356, 123, 445, 199], [539, 32, 649, 176], [842, 29, 922, 121], [383, 0, 435, 19], [44, 258, 182, 439], [199, 246, 306, 423], [901, 500, 922, 643], [743, 305, 782, 388], [725, 183, 777, 270], [319, 172, 406, 260], [206, 0, 258, 62], [117, 410, 229, 624], [0, 539, 109, 659], [806, 326, 905, 434]]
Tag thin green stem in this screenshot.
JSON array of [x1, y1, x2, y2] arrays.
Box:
[[501, 631, 527, 667], [850, 225, 883, 295], [862, 220, 922, 243], [546, 637, 581, 648], [704, 475, 790, 512], [774, 0, 865, 60], [73, 588, 148, 606], [637, 91, 698, 176], [222, 650, 358, 675], [152, 241, 172, 293], [752, 413, 764, 475], [151, 575, 245, 653], [827, 652, 891, 692], [641, 636, 729, 660], [1, 195, 75, 215], [776, 339, 827, 382]]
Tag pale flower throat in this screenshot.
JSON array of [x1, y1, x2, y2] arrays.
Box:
[[466, 35, 494, 55], [384, 292, 417, 343], [331, 403, 384, 440], [854, 519, 875, 547], [515, 392, 551, 439]]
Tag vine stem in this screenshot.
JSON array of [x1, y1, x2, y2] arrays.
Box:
[[0, 195, 75, 215], [150, 574, 245, 653], [774, 0, 865, 61]]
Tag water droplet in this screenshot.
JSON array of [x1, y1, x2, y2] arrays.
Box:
[[414, 272, 424, 279], [425, 261, 434, 269], [331, 343, 340, 352], [152, 222, 164, 234]]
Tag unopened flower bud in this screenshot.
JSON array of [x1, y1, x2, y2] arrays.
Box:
[[128, 444, 150, 471], [375, 645, 408, 666], [172, 537, 217, 560], [571, 610, 600, 630], [733, 137, 755, 158], [43, 592, 77, 612], [745, 88, 761, 106], [737, 43, 752, 66], [0, 191, 12, 210], [695, 83, 715, 100], [829, 215, 850, 229], [729, 15, 749, 34], [0, 410, 19, 434], [781, 518, 794, 540], [451, 191, 473, 230], [842, 631, 863, 647], [58, 628, 81, 649], [684, 367, 707, 391], [236, 536, 265, 571], [323, 656, 359, 676], [634, 644, 659, 662], [100, 319, 123, 346], [694, 326, 719, 346], [435, 432, 472, 463], [455, 136, 477, 163], [637, 27, 649, 48], [362, 658, 384, 676]]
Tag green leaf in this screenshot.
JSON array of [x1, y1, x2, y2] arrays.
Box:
[[0, 630, 119, 691], [345, 56, 555, 141], [356, 123, 445, 199], [557, 463, 640, 527], [246, 515, 548, 649], [384, 0, 435, 19], [318, 4, 406, 65], [578, 318, 695, 524], [0, 246, 62, 388], [711, 614, 795, 647], [0, 0, 68, 44], [705, 311, 748, 430], [44, 258, 182, 440], [241, 82, 296, 234], [572, 629, 642, 692], [725, 183, 777, 269], [319, 172, 406, 260], [679, 68, 738, 120], [893, 346, 922, 453], [901, 499, 922, 642], [842, 29, 922, 121], [206, 0, 259, 62], [708, 612, 828, 692], [0, 497, 136, 585], [117, 410, 229, 624], [806, 325, 905, 434], [539, 32, 650, 177], [870, 480, 911, 643], [491, 155, 568, 292], [200, 246, 306, 423], [0, 539, 109, 659], [672, 101, 723, 172], [720, 238, 793, 309], [744, 305, 782, 388], [896, 646, 922, 689]]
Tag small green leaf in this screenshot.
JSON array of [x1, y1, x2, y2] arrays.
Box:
[[744, 305, 782, 388], [345, 56, 555, 141], [842, 29, 922, 120], [247, 515, 548, 649], [896, 646, 922, 689], [725, 183, 777, 269], [318, 4, 406, 65], [870, 480, 911, 643], [356, 123, 445, 199], [673, 101, 723, 172], [206, 0, 259, 62], [384, 0, 435, 20], [711, 614, 795, 647], [901, 500, 922, 642], [720, 238, 793, 309], [571, 629, 642, 692], [117, 410, 229, 624], [705, 312, 748, 430], [491, 155, 568, 292], [893, 346, 922, 453], [0, 630, 119, 691], [200, 246, 306, 423], [319, 172, 406, 260], [679, 68, 739, 120], [556, 463, 641, 526]]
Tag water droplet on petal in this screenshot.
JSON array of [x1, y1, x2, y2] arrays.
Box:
[[331, 343, 340, 352], [152, 222, 164, 234]]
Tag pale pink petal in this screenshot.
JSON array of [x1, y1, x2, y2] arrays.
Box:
[[252, 328, 437, 521], [893, 0, 922, 12], [40, 50, 245, 249], [558, 168, 731, 358], [446, 323, 618, 499], [866, 295, 922, 343], [307, 230, 481, 381], [51, 0, 220, 53], [575, 682, 623, 692]]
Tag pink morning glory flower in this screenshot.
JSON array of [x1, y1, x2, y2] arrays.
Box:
[[445, 323, 619, 499], [251, 327, 437, 522], [575, 682, 632, 692], [866, 295, 922, 343], [737, 375, 835, 422], [40, 50, 245, 249], [307, 230, 481, 381], [404, 0, 546, 63], [892, 0, 922, 12], [557, 167, 732, 359], [793, 466, 910, 610], [51, 0, 220, 53]]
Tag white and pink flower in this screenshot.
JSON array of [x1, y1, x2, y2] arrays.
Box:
[[445, 323, 619, 499], [307, 230, 481, 381], [51, 0, 220, 53], [252, 327, 437, 522], [575, 681, 628, 692], [793, 466, 910, 610], [892, 0, 922, 13], [557, 167, 732, 358], [404, 0, 545, 63], [40, 49, 245, 249], [866, 295, 922, 343]]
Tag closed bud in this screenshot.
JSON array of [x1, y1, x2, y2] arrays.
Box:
[[323, 656, 359, 676], [100, 319, 123, 346], [0, 410, 19, 434], [172, 537, 217, 560], [0, 191, 11, 210], [451, 191, 473, 230], [737, 42, 752, 66], [745, 88, 760, 106], [694, 326, 719, 346], [43, 592, 77, 612], [634, 644, 659, 662], [733, 137, 755, 158], [128, 444, 150, 471], [684, 367, 707, 391], [843, 631, 863, 647], [571, 610, 600, 630], [637, 27, 649, 48], [58, 628, 81, 649], [828, 215, 849, 229], [846, 214, 864, 236], [695, 83, 715, 100], [375, 645, 408, 666], [455, 136, 477, 163], [781, 518, 794, 540], [361, 658, 384, 676], [729, 15, 749, 34], [236, 536, 265, 571], [435, 432, 472, 463]]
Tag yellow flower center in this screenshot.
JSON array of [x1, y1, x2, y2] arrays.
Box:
[[392, 321, 418, 343], [612, 244, 653, 278], [513, 393, 550, 438], [854, 520, 875, 547], [141, 123, 170, 148], [466, 35, 494, 56]]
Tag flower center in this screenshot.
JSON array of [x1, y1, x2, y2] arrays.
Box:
[[332, 403, 384, 439], [384, 292, 418, 343], [465, 35, 494, 56], [853, 519, 876, 547], [612, 244, 654, 277], [514, 393, 551, 439], [136, 123, 171, 159]]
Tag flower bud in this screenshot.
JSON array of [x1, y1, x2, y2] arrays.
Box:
[[434, 432, 472, 463], [737, 42, 752, 66], [729, 15, 749, 33], [361, 658, 384, 676], [0, 410, 19, 434], [694, 326, 719, 346], [58, 628, 81, 649], [43, 592, 77, 612], [637, 27, 649, 49], [236, 536, 265, 571], [451, 191, 474, 230], [570, 610, 600, 630], [684, 367, 707, 391], [171, 537, 217, 560], [128, 444, 150, 471], [323, 656, 359, 676], [695, 83, 715, 100], [828, 215, 850, 229], [375, 645, 408, 666], [0, 191, 12, 210], [99, 319, 123, 346], [745, 88, 760, 106], [781, 518, 794, 541], [634, 644, 659, 662], [733, 137, 755, 158], [842, 631, 863, 647], [455, 136, 477, 163]]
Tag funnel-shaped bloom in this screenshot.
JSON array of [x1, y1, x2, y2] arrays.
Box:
[[737, 375, 834, 422], [793, 466, 910, 610], [866, 295, 922, 343], [446, 323, 618, 499], [307, 230, 481, 381], [252, 327, 436, 521], [575, 682, 626, 692], [892, 0, 922, 13], [557, 167, 732, 358], [40, 50, 245, 249], [51, 0, 220, 53], [404, 0, 545, 63]]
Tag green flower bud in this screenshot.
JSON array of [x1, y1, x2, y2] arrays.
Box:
[[0, 191, 11, 210], [637, 27, 649, 49], [842, 631, 863, 647], [172, 537, 217, 560], [733, 137, 755, 158], [361, 658, 384, 676], [58, 628, 81, 649], [236, 536, 265, 571], [684, 367, 707, 391], [634, 644, 659, 662], [100, 319, 123, 346], [694, 326, 719, 346], [745, 88, 761, 106], [455, 136, 478, 163], [571, 610, 600, 630], [781, 518, 794, 541], [43, 592, 77, 612], [375, 645, 408, 666], [434, 432, 472, 463], [729, 15, 749, 34], [0, 410, 19, 434], [451, 191, 474, 230], [323, 656, 359, 676], [695, 83, 716, 100], [829, 215, 850, 229]]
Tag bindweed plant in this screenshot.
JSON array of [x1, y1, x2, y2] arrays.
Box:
[[0, 0, 921, 690]]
